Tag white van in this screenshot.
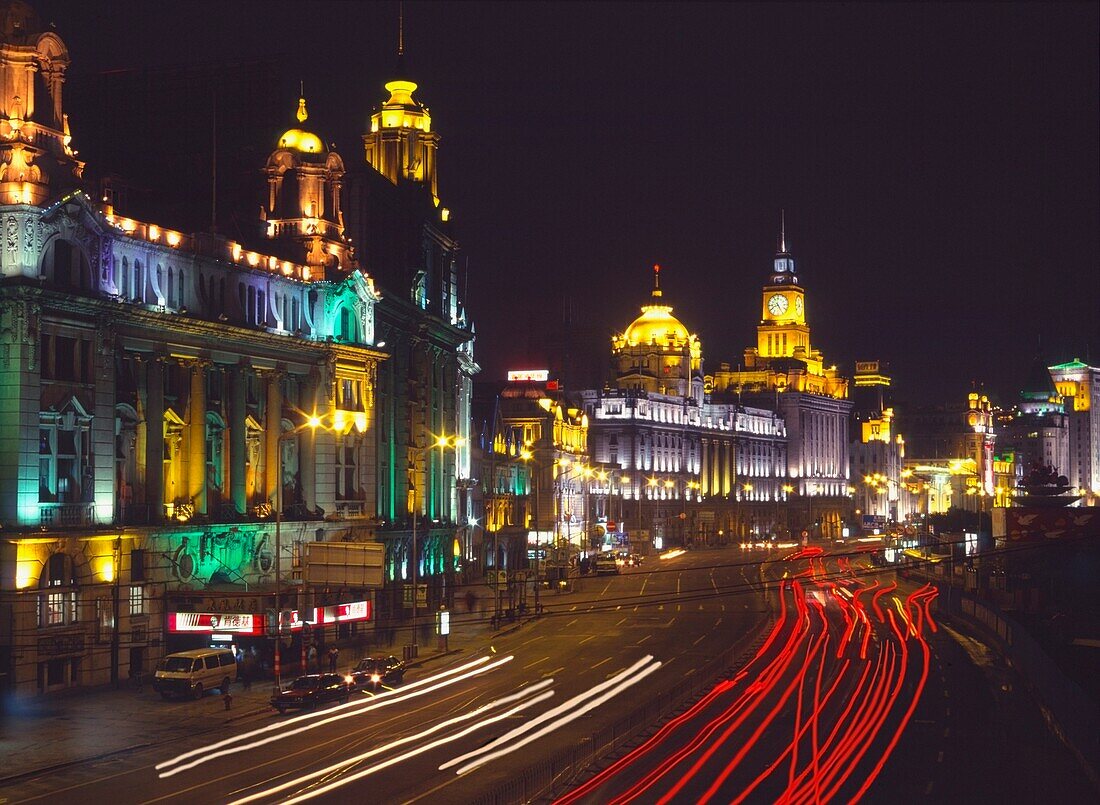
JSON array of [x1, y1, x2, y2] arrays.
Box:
[[153, 648, 237, 700]]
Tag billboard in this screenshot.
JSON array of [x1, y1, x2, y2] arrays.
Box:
[[304, 542, 384, 587], [996, 507, 1099, 541]]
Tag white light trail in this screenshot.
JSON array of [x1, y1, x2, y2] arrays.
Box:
[[277, 690, 557, 804], [441, 654, 662, 775], [230, 679, 556, 805], [158, 655, 513, 778]]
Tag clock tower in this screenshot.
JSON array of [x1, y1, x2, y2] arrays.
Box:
[[757, 214, 810, 360]]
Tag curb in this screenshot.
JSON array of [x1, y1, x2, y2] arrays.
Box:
[[0, 741, 154, 788]]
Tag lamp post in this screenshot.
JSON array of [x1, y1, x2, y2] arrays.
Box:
[[410, 433, 463, 651], [272, 413, 327, 694], [777, 483, 794, 539], [738, 482, 753, 541]]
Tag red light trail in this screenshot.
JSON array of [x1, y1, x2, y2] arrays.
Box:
[[555, 554, 939, 804]]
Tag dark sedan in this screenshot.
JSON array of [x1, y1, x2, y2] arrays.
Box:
[[270, 673, 353, 714], [349, 656, 406, 691]]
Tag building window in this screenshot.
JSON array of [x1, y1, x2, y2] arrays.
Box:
[[38, 553, 79, 628], [336, 438, 359, 500], [39, 406, 93, 504], [129, 586, 144, 616]]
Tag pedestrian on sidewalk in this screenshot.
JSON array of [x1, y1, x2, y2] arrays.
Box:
[[307, 644, 318, 673], [328, 646, 340, 672], [130, 666, 143, 694]]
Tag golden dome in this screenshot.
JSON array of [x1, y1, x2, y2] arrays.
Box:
[[619, 264, 692, 347], [277, 128, 324, 154], [277, 95, 325, 154], [622, 303, 690, 347]]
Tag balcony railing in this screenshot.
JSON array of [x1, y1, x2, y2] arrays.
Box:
[[38, 503, 97, 527]]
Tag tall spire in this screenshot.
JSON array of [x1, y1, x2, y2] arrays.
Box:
[[778, 208, 788, 254], [396, 0, 406, 76], [652, 263, 662, 299]]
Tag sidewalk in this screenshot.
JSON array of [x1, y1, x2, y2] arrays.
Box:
[[0, 611, 520, 788]]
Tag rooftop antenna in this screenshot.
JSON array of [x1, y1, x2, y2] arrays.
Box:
[[652, 263, 662, 298], [779, 208, 787, 253], [397, 0, 405, 74], [210, 89, 217, 233]]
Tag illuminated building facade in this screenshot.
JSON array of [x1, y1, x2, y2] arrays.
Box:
[[707, 226, 852, 538], [1048, 359, 1100, 505], [849, 361, 908, 524], [473, 376, 589, 609], [902, 392, 997, 516], [584, 266, 789, 544], [346, 59, 477, 630], [995, 356, 1068, 501], [0, 8, 397, 695]]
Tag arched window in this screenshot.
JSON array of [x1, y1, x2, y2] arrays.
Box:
[[121, 256, 129, 298], [44, 238, 91, 291], [133, 260, 143, 302], [166, 266, 175, 307], [177, 269, 185, 309]]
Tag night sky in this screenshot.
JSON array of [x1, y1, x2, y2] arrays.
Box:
[[37, 1, 1100, 404]]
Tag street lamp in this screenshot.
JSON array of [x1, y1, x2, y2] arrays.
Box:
[[777, 483, 794, 538], [410, 433, 464, 652], [272, 412, 333, 694], [738, 482, 753, 540]]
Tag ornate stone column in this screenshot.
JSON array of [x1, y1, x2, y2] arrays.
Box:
[[299, 369, 318, 511], [264, 370, 283, 510], [186, 360, 208, 514], [229, 359, 248, 515], [144, 355, 164, 522]]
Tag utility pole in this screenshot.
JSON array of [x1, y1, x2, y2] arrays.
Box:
[[111, 533, 121, 688]]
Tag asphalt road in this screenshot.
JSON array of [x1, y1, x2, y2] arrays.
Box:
[[555, 547, 1099, 804], [8, 546, 771, 805]]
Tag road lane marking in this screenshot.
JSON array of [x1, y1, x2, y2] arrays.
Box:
[[637, 635, 652, 644], [519, 636, 540, 647], [692, 635, 706, 646], [602, 581, 613, 595], [545, 666, 565, 676], [714, 618, 722, 627], [523, 656, 550, 669], [592, 657, 612, 669], [615, 617, 627, 626], [565, 618, 578, 627], [578, 634, 597, 645]]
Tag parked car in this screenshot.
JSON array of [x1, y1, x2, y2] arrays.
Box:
[[153, 648, 237, 700], [350, 655, 406, 690], [270, 673, 352, 713]]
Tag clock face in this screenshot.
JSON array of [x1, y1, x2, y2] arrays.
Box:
[[767, 293, 789, 316], [794, 296, 804, 316]]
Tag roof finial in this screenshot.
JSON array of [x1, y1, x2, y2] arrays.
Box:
[[779, 208, 787, 253], [652, 263, 662, 298], [296, 81, 308, 123]]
